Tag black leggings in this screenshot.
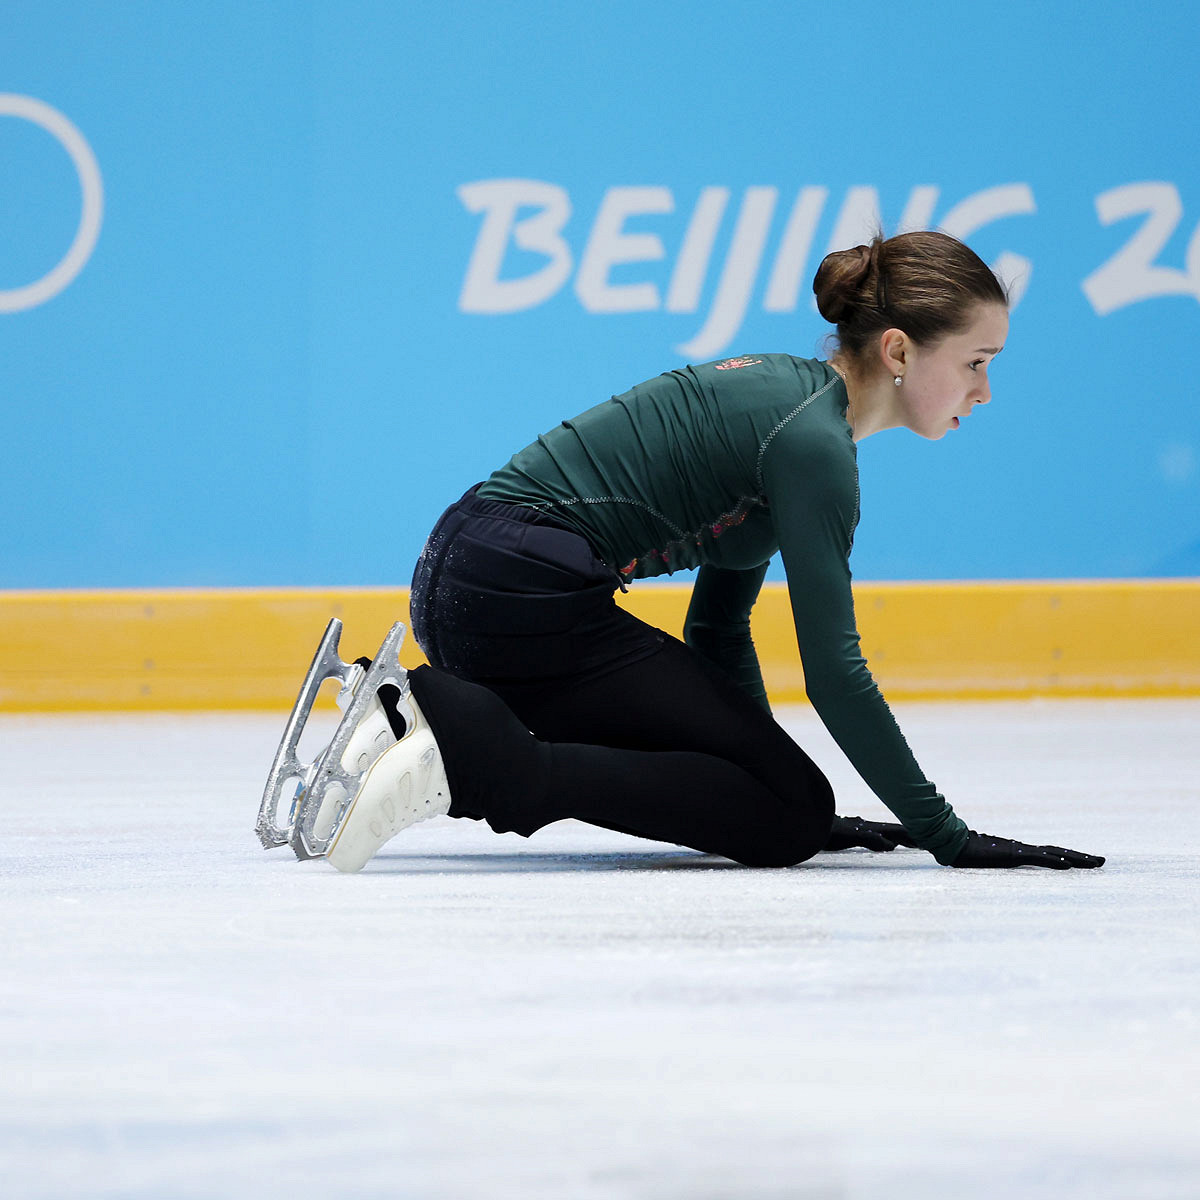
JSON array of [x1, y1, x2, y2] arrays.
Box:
[[407, 488, 834, 867]]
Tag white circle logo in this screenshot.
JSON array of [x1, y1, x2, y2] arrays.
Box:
[[0, 94, 104, 313]]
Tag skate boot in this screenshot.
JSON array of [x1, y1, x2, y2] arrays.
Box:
[[310, 664, 406, 841], [325, 690, 451, 872]]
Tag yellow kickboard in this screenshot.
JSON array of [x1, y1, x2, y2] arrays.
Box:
[[1, 579, 1198, 711]]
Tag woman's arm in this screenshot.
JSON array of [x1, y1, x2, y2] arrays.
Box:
[[761, 425, 1104, 868], [761, 425, 971, 864], [683, 562, 771, 711]]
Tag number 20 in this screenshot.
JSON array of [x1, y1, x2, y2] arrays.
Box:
[[1082, 182, 1200, 315]]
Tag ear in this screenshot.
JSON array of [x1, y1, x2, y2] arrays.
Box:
[[878, 328, 908, 376]]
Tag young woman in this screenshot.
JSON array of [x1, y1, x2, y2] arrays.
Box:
[[320, 231, 1104, 875]]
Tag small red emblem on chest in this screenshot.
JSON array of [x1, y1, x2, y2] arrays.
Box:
[[714, 356, 763, 371]]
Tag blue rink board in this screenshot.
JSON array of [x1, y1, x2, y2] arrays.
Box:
[[1, 1, 1198, 587]]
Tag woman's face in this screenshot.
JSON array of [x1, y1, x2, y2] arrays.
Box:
[[897, 303, 1010, 440]]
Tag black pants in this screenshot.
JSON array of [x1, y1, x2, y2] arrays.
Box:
[[407, 488, 834, 867]]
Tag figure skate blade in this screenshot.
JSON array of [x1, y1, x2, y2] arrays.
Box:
[[255, 618, 409, 858]]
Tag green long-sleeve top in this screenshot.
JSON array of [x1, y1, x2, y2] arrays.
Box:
[[477, 354, 969, 864]]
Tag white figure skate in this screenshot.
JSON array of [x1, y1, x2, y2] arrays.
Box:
[[255, 619, 451, 868], [325, 692, 450, 872]]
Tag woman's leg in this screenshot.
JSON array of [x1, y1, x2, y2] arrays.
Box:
[[407, 488, 833, 866], [409, 633, 834, 868]]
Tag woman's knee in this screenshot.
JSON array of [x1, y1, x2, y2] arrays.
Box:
[[734, 828, 825, 868], [734, 776, 835, 868]]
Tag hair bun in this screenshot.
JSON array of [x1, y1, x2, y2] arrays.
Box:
[[810, 230, 1008, 362], [813, 242, 878, 325]]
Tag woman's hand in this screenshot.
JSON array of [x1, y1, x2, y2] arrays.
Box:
[[951, 831, 1105, 869], [824, 815, 921, 852]]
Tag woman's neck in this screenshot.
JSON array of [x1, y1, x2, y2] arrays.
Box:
[[828, 357, 901, 443]]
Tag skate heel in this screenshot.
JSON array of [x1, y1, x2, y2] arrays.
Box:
[[310, 690, 392, 840], [325, 694, 452, 873]]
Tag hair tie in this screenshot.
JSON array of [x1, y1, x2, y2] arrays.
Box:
[[867, 240, 887, 311]]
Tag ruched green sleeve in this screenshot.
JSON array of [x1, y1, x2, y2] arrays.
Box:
[[759, 421, 969, 865]]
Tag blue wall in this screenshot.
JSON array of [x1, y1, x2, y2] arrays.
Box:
[[3, 1, 1198, 587]]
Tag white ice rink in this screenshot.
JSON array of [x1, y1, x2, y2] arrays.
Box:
[[2, 700, 1198, 1200]]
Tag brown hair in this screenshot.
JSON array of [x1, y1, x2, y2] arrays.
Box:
[[812, 231, 1008, 368]]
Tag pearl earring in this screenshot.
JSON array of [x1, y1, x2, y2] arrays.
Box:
[[894, 375, 903, 387]]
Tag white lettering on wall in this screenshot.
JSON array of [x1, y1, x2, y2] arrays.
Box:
[[575, 186, 673, 313], [456, 179, 572, 313], [824, 185, 941, 256], [1082, 182, 1200, 315], [0, 93, 104, 314], [676, 186, 777, 358], [762, 187, 827, 312], [666, 187, 729, 312], [457, 178, 1195, 355], [939, 184, 1036, 307]]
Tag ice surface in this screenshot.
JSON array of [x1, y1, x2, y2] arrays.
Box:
[[1, 700, 1198, 1199]]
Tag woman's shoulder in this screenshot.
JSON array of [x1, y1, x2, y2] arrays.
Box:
[[688, 353, 841, 415], [694, 352, 834, 385], [757, 359, 851, 447], [755, 367, 856, 495]]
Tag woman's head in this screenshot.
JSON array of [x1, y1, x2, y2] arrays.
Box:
[[812, 230, 1008, 373]]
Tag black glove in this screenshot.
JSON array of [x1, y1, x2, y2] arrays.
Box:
[[951, 831, 1105, 870], [824, 815, 922, 853]]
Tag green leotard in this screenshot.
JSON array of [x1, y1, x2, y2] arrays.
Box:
[[477, 353, 969, 864]]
